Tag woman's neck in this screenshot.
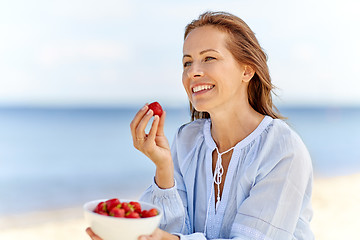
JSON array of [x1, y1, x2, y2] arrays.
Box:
[[209, 104, 264, 152]]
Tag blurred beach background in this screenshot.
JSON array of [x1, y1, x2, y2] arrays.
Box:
[[1, 0, 360, 239]]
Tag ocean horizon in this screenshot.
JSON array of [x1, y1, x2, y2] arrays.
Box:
[[1, 105, 359, 216]]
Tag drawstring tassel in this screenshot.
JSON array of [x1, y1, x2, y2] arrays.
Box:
[[213, 146, 234, 212]]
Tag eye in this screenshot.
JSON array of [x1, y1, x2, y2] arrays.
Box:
[[204, 56, 216, 62], [183, 61, 192, 67]]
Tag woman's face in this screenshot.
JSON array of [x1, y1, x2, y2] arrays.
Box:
[[182, 25, 253, 115]]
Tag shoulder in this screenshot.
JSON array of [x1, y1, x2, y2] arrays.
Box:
[[171, 119, 208, 157], [250, 118, 313, 184], [176, 118, 208, 141], [255, 118, 312, 175], [171, 119, 208, 172], [178, 118, 208, 133], [267, 119, 308, 153], [246, 117, 311, 164]]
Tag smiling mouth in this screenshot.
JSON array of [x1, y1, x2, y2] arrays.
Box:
[[192, 84, 215, 93]]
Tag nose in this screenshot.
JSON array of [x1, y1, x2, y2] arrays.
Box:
[[187, 62, 204, 79]]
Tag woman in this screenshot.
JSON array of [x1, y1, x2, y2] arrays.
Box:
[[87, 11, 314, 240]]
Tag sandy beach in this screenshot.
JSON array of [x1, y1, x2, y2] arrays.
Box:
[[311, 173, 360, 239], [1, 174, 359, 240]]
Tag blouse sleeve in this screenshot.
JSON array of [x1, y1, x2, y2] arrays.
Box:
[[139, 131, 192, 234]]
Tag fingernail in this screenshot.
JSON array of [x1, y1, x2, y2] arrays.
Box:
[[141, 105, 147, 111], [147, 109, 153, 115]]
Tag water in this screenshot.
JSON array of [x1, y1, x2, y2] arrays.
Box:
[[281, 107, 360, 176], [0, 106, 359, 216]]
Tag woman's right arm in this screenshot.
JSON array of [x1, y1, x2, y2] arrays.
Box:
[[130, 104, 191, 234], [139, 130, 191, 234]]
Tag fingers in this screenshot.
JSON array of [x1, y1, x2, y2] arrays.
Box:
[[157, 111, 166, 136], [130, 104, 166, 144], [138, 235, 155, 240], [86, 228, 103, 240], [135, 109, 154, 139], [130, 104, 149, 140], [147, 115, 160, 141], [138, 228, 167, 240]]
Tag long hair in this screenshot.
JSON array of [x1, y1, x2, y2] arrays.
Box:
[[184, 11, 284, 121]]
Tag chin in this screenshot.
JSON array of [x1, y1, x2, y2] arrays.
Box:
[[191, 100, 214, 113], [193, 107, 210, 116], [191, 103, 206, 112]]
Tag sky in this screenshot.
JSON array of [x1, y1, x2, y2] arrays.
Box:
[[0, 0, 360, 107]]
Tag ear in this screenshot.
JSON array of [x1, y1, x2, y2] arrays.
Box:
[[242, 65, 255, 83]]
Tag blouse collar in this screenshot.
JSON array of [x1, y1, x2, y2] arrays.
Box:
[[203, 115, 273, 151]]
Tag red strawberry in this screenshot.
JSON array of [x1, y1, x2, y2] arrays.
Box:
[[129, 201, 142, 214], [126, 211, 140, 218], [146, 208, 159, 217], [94, 202, 107, 214], [105, 198, 121, 212], [148, 102, 163, 117], [109, 207, 125, 218], [140, 210, 149, 218], [97, 211, 109, 216], [121, 202, 133, 213]]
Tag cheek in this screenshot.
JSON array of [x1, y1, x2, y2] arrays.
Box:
[[182, 74, 193, 102], [182, 72, 190, 92]]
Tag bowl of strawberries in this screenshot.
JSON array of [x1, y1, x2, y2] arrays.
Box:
[[84, 198, 162, 240]]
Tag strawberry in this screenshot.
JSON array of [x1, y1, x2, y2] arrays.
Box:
[[126, 211, 140, 218], [129, 201, 142, 214], [121, 202, 133, 213], [105, 198, 121, 212], [94, 201, 107, 214], [140, 210, 149, 218], [146, 208, 159, 217], [93, 199, 158, 219], [97, 211, 109, 216], [109, 207, 125, 218], [140, 208, 158, 218], [148, 102, 163, 117]]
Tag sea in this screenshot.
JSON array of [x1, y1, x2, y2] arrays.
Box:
[[1, 106, 360, 216]]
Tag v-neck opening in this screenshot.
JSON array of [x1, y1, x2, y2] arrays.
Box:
[[212, 146, 240, 215], [211, 148, 236, 215], [204, 146, 241, 237]]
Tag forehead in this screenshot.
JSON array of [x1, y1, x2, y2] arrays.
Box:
[[183, 26, 229, 54]]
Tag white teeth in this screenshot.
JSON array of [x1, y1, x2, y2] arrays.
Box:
[[192, 85, 214, 93]]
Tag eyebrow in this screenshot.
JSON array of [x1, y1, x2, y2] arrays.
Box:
[[183, 49, 219, 59]]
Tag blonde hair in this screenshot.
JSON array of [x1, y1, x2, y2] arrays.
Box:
[[184, 11, 284, 121]]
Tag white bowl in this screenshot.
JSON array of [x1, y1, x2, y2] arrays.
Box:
[[84, 199, 162, 240]]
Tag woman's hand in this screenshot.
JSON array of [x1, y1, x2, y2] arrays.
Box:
[[86, 228, 102, 240], [130, 104, 174, 189], [138, 228, 180, 240], [86, 227, 179, 240], [130, 104, 171, 167]]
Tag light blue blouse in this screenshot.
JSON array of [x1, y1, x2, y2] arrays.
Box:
[[140, 116, 314, 240]]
